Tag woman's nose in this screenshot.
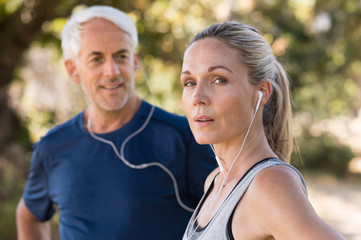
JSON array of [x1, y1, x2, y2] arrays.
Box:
[[192, 84, 210, 106]]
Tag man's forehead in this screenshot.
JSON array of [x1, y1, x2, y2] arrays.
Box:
[[80, 18, 130, 41]]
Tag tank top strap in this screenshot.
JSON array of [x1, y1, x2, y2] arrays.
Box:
[[183, 158, 307, 240]]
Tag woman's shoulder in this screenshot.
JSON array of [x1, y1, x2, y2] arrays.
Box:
[[243, 164, 308, 211], [230, 165, 307, 238], [252, 164, 307, 196], [234, 164, 309, 236], [233, 164, 346, 239]]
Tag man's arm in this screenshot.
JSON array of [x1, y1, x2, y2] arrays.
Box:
[[16, 198, 51, 240]]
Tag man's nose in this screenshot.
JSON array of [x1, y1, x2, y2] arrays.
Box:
[[103, 59, 120, 78]]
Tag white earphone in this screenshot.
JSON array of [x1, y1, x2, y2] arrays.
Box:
[[211, 90, 264, 183], [255, 90, 263, 111]]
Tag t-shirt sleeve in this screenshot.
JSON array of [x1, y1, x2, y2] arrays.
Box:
[[186, 137, 216, 203], [22, 142, 55, 221]]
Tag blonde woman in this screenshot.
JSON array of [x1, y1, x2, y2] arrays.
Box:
[[181, 21, 345, 240]]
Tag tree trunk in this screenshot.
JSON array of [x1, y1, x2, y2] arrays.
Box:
[[0, 0, 62, 150]]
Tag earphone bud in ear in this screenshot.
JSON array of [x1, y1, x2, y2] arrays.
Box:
[[255, 91, 263, 111]]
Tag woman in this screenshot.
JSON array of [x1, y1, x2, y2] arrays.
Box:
[[181, 21, 345, 240]]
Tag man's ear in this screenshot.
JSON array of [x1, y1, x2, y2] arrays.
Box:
[[64, 60, 80, 83], [133, 53, 139, 70]]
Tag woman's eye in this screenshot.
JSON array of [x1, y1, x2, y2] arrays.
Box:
[[214, 77, 227, 84], [183, 81, 196, 87]]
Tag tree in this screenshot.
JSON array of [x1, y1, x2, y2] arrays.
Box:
[[0, 0, 62, 151], [1, 0, 361, 238]]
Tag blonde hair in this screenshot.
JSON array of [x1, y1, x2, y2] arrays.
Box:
[[188, 21, 293, 162]]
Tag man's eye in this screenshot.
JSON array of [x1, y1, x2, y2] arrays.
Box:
[[92, 57, 101, 62], [114, 54, 127, 62]]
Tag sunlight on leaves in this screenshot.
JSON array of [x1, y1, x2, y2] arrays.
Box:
[[2, 0, 23, 13]]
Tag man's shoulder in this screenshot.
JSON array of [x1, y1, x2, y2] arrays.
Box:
[[38, 112, 84, 144], [149, 104, 191, 135]]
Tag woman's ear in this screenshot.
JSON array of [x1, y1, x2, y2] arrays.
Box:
[[64, 60, 80, 83], [258, 81, 272, 107]]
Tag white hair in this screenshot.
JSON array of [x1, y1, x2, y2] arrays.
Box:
[[61, 5, 138, 61]]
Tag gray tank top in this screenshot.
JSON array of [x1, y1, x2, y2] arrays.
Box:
[[182, 158, 308, 240]]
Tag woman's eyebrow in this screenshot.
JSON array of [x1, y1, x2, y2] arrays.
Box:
[[208, 65, 234, 74]]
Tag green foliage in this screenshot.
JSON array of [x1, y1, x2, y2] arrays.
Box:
[[0, 144, 30, 240], [0, 196, 20, 240], [294, 128, 355, 177], [1, 0, 361, 239], [252, 0, 361, 118], [0, 0, 23, 18]]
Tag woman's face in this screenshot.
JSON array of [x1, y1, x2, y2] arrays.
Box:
[[181, 38, 258, 146]]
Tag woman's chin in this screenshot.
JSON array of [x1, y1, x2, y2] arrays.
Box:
[[193, 135, 214, 145]]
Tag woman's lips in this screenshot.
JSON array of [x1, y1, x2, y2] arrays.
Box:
[[194, 115, 214, 126]]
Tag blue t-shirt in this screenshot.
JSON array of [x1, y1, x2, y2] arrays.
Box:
[[23, 101, 215, 240]]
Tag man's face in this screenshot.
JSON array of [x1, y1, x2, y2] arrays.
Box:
[[69, 18, 138, 113]]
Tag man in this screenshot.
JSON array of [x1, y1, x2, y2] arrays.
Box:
[[16, 5, 215, 240]]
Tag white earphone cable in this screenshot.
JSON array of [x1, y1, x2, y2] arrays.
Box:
[[210, 91, 262, 188], [87, 65, 194, 212], [188, 92, 262, 238]]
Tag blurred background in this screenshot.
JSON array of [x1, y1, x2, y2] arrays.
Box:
[[0, 0, 360, 239]]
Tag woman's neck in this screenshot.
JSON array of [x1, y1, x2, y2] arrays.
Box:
[[213, 129, 276, 186]]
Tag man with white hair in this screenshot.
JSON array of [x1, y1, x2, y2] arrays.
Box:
[[16, 5, 215, 240]]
